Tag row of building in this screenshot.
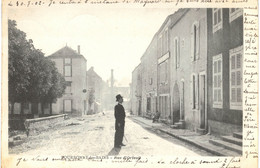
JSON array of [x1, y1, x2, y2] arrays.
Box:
[[10, 45, 130, 126], [130, 8, 243, 136]]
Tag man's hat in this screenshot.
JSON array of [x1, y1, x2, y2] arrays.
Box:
[[116, 94, 123, 101]]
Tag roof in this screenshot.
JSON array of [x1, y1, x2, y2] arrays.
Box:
[[140, 9, 189, 60], [87, 67, 103, 81], [132, 63, 141, 74], [47, 46, 87, 61], [169, 8, 190, 29], [157, 8, 189, 34]]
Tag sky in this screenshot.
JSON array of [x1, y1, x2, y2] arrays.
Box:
[[8, 6, 176, 86]]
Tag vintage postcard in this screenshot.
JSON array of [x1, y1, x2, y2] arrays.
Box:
[[1, 0, 258, 167]]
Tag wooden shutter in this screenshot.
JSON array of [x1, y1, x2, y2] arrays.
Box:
[[196, 22, 200, 60], [190, 27, 194, 61]]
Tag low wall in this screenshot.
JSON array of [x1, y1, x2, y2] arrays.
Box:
[[24, 114, 68, 136]]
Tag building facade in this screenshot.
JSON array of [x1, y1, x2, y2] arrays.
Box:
[[140, 34, 158, 118], [86, 67, 105, 114], [131, 64, 142, 116], [156, 15, 172, 121], [48, 46, 87, 116], [130, 8, 243, 137], [169, 9, 208, 130], [207, 8, 243, 135]]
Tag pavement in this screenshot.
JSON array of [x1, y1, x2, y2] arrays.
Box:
[[128, 115, 241, 156]]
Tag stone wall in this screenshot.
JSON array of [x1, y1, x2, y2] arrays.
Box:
[[24, 114, 68, 136]]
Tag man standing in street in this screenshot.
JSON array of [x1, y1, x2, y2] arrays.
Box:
[[114, 94, 126, 148]]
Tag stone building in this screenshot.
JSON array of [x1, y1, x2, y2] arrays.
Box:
[[130, 64, 142, 116], [140, 34, 158, 118], [169, 9, 208, 131], [156, 14, 171, 121], [130, 8, 243, 138], [86, 67, 105, 114], [48, 45, 87, 116], [206, 8, 243, 135]]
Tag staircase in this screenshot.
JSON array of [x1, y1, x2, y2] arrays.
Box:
[[209, 132, 242, 155]]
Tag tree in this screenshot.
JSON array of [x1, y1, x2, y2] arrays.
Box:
[[8, 20, 32, 114], [25, 49, 53, 114], [41, 61, 66, 115], [8, 19, 66, 116]]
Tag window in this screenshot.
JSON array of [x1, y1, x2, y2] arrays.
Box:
[[159, 63, 165, 84], [159, 61, 168, 85], [65, 66, 72, 76], [64, 99, 72, 113], [230, 46, 243, 110], [65, 81, 72, 93], [174, 37, 180, 68], [213, 54, 223, 108], [65, 58, 71, 64], [64, 58, 72, 77], [164, 29, 169, 55], [229, 8, 243, 22], [191, 22, 200, 61], [158, 35, 162, 57], [165, 60, 168, 84], [212, 8, 223, 33], [158, 29, 169, 57]]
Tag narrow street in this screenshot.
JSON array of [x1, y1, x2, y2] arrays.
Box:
[[9, 111, 213, 156]]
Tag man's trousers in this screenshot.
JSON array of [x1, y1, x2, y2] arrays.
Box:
[[114, 121, 125, 147]]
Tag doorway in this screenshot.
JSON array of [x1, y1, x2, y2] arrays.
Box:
[[138, 100, 141, 116], [199, 74, 206, 129], [64, 99, 72, 113], [172, 83, 180, 124]]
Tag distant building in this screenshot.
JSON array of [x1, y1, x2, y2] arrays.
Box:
[[86, 66, 105, 114], [48, 45, 87, 116], [131, 64, 142, 116]]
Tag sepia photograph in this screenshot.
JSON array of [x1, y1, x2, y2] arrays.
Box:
[[2, 1, 258, 167]]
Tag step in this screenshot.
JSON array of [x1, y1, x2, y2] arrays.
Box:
[[209, 139, 242, 154], [222, 136, 243, 146], [170, 125, 179, 129], [175, 122, 185, 129], [233, 132, 243, 139], [196, 128, 207, 135]]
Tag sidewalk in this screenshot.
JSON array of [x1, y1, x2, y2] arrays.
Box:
[[128, 115, 240, 156]]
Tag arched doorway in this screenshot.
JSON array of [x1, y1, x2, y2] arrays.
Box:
[[172, 83, 180, 124]]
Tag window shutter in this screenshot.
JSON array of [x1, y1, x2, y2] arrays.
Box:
[[190, 75, 194, 107], [177, 37, 180, 68], [190, 29, 194, 61], [196, 22, 200, 60]]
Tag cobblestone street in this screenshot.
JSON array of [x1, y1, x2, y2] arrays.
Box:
[[9, 111, 213, 156]]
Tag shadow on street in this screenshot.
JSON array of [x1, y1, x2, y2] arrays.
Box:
[[107, 147, 121, 156]]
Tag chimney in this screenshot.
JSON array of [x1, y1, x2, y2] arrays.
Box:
[[111, 69, 114, 88], [78, 45, 80, 54]]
